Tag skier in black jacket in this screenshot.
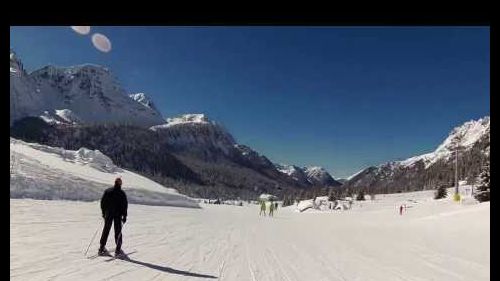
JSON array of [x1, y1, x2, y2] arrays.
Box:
[[98, 177, 128, 257]]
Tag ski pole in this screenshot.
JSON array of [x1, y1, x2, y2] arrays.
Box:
[[117, 222, 124, 241], [84, 221, 101, 257], [117, 220, 126, 246]]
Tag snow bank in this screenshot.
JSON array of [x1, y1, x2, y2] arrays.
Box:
[[297, 199, 314, 212], [10, 138, 199, 208], [12, 139, 120, 173]]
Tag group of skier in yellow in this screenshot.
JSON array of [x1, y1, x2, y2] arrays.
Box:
[[259, 200, 278, 216]]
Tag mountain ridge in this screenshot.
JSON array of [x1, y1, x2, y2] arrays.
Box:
[[343, 116, 490, 193]]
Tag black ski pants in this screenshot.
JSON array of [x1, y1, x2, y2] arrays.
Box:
[[99, 216, 122, 251]]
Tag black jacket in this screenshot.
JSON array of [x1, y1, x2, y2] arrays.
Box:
[[101, 185, 128, 219]]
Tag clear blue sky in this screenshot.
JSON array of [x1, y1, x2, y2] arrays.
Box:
[[10, 26, 490, 178]]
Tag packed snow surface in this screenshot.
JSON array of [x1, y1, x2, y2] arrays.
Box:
[[10, 188, 488, 280]]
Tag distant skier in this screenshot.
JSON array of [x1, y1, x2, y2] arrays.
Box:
[[99, 177, 128, 257], [399, 205, 403, 215], [260, 200, 266, 216], [274, 202, 278, 211], [269, 201, 275, 217]]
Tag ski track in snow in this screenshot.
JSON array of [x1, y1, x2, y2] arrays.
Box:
[[10, 193, 489, 281]]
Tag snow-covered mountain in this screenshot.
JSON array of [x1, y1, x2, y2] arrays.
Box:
[[150, 113, 340, 190], [234, 144, 275, 170], [129, 93, 161, 116], [10, 50, 165, 127], [10, 49, 346, 196], [152, 114, 280, 171], [275, 164, 311, 186], [344, 116, 490, 193], [151, 114, 237, 159], [304, 166, 342, 186], [275, 164, 342, 187], [398, 116, 490, 168], [152, 114, 275, 169], [10, 50, 46, 123], [336, 178, 348, 184]]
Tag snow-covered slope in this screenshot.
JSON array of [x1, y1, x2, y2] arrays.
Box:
[[347, 168, 366, 180], [233, 144, 275, 169], [10, 138, 198, 208], [10, 50, 165, 127], [10, 189, 489, 280]]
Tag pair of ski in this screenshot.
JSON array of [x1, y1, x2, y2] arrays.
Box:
[[87, 249, 137, 261]]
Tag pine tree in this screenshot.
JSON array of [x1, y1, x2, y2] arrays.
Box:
[[345, 188, 352, 198], [328, 191, 336, 202], [283, 195, 291, 207], [474, 160, 490, 202], [434, 184, 448, 199], [356, 190, 365, 201]]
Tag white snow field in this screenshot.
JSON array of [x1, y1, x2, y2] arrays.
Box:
[[11, 189, 489, 281]]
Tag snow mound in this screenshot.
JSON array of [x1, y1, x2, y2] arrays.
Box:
[[74, 147, 118, 173], [297, 199, 314, 212], [12, 139, 120, 173], [10, 138, 199, 208]]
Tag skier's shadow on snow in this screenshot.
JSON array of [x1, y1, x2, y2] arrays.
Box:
[[124, 258, 217, 279]]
